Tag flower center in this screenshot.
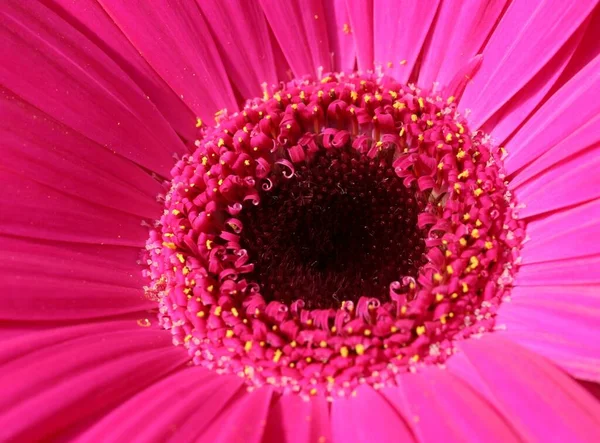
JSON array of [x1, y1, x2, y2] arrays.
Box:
[[240, 148, 425, 309], [143, 72, 525, 399]]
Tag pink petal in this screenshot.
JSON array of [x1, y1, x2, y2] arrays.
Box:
[[198, 0, 281, 99], [0, 326, 188, 441], [49, 0, 196, 140], [79, 367, 245, 442], [482, 21, 587, 144], [418, 0, 509, 88], [515, 145, 600, 218], [199, 387, 273, 443], [459, 0, 596, 130], [505, 52, 600, 174], [447, 335, 600, 442], [510, 114, 600, 189], [382, 369, 520, 442], [345, 0, 374, 71], [323, 0, 356, 72], [331, 386, 415, 443], [1, 236, 153, 321], [516, 255, 600, 286], [497, 285, 600, 381], [1, 88, 162, 219], [374, 0, 440, 83], [99, 0, 238, 120], [520, 198, 600, 263], [262, 395, 331, 443], [259, 0, 332, 77], [0, 170, 147, 246], [0, 2, 185, 177]]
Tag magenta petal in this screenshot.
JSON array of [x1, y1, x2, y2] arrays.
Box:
[[482, 21, 587, 144], [49, 0, 195, 140], [382, 369, 520, 442], [100, 0, 238, 120], [199, 387, 273, 443], [345, 0, 374, 71], [419, 0, 509, 88], [459, 0, 596, 130], [198, 0, 281, 99], [323, 0, 356, 72], [516, 255, 600, 286], [1, 89, 162, 219], [497, 286, 600, 381], [374, 0, 440, 83], [0, 327, 188, 441], [259, 0, 332, 77], [262, 395, 331, 443], [79, 367, 244, 442], [448, 336, 600, 442], [331, 386, 415, 443], [521, 198, 600, 263], [0, 170, 147, 246], [0, 2, 185, 176], [1, 236, 154, 321]]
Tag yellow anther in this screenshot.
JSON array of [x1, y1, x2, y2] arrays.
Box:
[[390, 326, 398, 333], [355, 344, 365, 355], [290, 341, 297, 348], [471, 229, 480, 239], [427, 120, 433, 127], [462, 282, 469, 293], [445, 250, 452, 257], [244, 159, 251, 166], [436, 293, 444, 302], [445, 133, 453, 142], [340, 346, 349, 357], [217, 138, 225, 147], [458, 170, 469, 179], [350, 90, 358, 101], [456, 123, 465, 134], [411, 354, 420, 362], [320, 340, 327, 348], [310, 388, 318, 396], [331, 326, 337, 333], [176, 253, 185, 264], [400, 59, 407, 65], [226, 330, 234, 338], [447, 96, 455, 104], [273, 349, 283, 362], [305, 357, 312, 363], [459, 237, 467, 247], [456, 150, 465, 159], [184, 334, 192, 343], [231, 307, 239, 317], [453, 183, 461, 192], [418, 98, 424, 109], [433, 273, 443, 282], [364, 329, 372, 336], [195, 118, 203, 128], [244, 341, 253, 352], [162, 242, 176, 250], [343, 23, 352, 34], [446, 265, 454, 275], [440, 314, 447, 324], [485, 241, 493, 249], [172, 209, 181, 215], [213, 306, 222, 316], [411, 114, 418, 122], [399, 127, 406, 136], [400, 305, 408, 314], [197, 311, 205, 318], [207, 285, 214, 292], [463, 213, 471, 221], [469, 256, 480, 268], [205, 239, 213, 250], [474, 188, 484, 197], [475, 219, 482, 227]]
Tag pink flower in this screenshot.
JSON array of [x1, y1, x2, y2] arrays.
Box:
[[1, 0, 599, 442]]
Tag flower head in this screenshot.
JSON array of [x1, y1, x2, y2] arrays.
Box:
[[2, 0, 600, 441]]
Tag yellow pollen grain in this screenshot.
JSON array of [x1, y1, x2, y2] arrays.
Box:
[[310, 388, 318, 396], [418, 98, 424, 109], [207, 285, 214, 292], [286, 124, 292, 129], [470, 256, 480, 268], [446, 265, 454, 274], [411, 354, 420, 362], [355, 344, 365, 355], [427, 120, 433, 127], [340, 346, 349, 357], [456, 123, 465, 134], [290, 341, 297, 348], [213, 306, 221, 316], [474, 188, 484, 197], [225, 330, 234, 338], [162, 242, 176, 250], [331, 326, 337, 333], [390, 326, 398, 333], [400, 59, 407, 65], [445, 250, 452, 257], [485, 241, 494, 249], [343, 23, 352, 34], [447, 96, 455, 104], [217, 138, 225, 147], [458, 170, 469, 179], [411, 114, 418, 122], [176, 253, 185, 264], [400, 305, 407, 314], [445, 133, 453, 142], [231, 307, 239, 317], [459, 237, 467, 247], [440, 315, 447, 324], [416, 325, 426, 336], [436, 293, 444, 302], [471, 229, 480, 239], [463, 213, 471, 221], [244, 159, 251, 166], [320, 340, 328, 348], [438, 162, 444, 170], [195, 118, 203, 128], [476, 219, 482, 227], [364, 329, 372, 336], [172, 209, 181, 215], [273, 349, 283, 363], [456, 150, 465, 159], [197, 311, 205, 318], [205, 239, 213, 250], [244, 341, 253, 352], [462, 282, 469, 293], [184, 334, 192, 343], [433, 273, 443, 282], [306, 357, 312, 363]]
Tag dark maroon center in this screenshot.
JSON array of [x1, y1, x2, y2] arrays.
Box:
[[240, 146, 426, 309]]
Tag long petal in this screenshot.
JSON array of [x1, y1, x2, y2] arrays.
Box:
[[382, 369, 521, 442], [418, 0, 509, 88], [373, 0, 440, 83], [498, 285, 600, 381], [262, 395, 331, 443], [459, 0, 596, 130], [0, 325, 188, 441], [447, 335, 600, 442], [99, 0, 238, 120], [345, 0, 374, 71], [323, 0, 356, 72], [331, 386, 415, 443], [0, 2, 185, 176]]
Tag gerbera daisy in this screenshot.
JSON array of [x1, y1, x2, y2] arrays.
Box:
[[1, 0, 600, 441]]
